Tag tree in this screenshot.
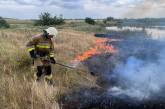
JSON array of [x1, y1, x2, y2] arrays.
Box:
[[34, 12, 65, 26], [103, 19, 107, 24], [85, 17, 95, 25], [0, 17, 10, 28], [106, 17, 114, 21], [103, 17, 115, 24]]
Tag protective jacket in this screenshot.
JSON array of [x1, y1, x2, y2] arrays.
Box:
[[26, 34, 54, 66]]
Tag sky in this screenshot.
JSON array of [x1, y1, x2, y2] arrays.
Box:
[[0, 0, 165, 19]]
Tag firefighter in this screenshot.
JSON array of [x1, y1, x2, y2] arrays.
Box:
[[26, 27, 58, 84]]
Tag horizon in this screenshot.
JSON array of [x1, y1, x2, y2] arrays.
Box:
[[3, 17, 165, 20]]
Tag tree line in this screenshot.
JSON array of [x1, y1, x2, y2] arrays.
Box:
[[2, 12, 164, 28], [0, 12, 118, 28]]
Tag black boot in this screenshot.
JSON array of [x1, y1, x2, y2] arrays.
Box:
[[44, 66, 53, 85], [36, 66, 44, 82]]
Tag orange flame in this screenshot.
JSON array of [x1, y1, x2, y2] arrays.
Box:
[[74, 38, 118, 61]]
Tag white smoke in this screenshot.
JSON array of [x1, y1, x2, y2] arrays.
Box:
[[106, 26, 165, 39], [111, 56, 164, 99], [108, 28, 165, 100], [124, 0, 165, 18]]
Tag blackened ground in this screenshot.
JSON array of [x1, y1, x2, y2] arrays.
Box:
[[60, 30, 165, 109], [60, 87, 165, 109]]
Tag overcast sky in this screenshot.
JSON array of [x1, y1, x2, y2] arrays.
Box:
[[0, 0, 165, 19]]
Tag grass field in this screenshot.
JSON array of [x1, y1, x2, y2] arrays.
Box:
[[0, 24, 99, 109], [5, 18, 108, 33]]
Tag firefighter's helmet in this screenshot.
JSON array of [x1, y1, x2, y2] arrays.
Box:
[[45, 27, 58, 37]]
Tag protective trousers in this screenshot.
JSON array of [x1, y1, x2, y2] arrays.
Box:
[[36, 65, 53, 83]]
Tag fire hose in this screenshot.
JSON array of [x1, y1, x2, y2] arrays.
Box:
[[31, 58, 99, 87], [55, 62, 102, 88], [32, 57, 95, 76], [55, 62, 95, 76]]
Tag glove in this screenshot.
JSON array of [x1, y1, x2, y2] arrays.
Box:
[[29, 50, 37, 59], [50, 57, 56, 64]]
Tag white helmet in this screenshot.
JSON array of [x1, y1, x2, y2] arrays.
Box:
[[45, 27, 58, 37]]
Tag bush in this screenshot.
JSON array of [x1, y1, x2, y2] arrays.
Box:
[[85, 17, 95, 25], [103, 17, 122, 26], [103, 17, 114, 24], [35, 12, 65, 26], [0, 17, 10, 28], [106, 17, 114, 21]]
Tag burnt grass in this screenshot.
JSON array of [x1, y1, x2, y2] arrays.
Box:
[[59, 30, 165, 109], [59, 87, 165, 109], [59, 52, 165, 109]]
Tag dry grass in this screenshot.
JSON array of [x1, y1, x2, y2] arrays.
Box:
[[54, 29, 96, 61], [0, 75, 59, 109], [0, 28, 98, 109], [6, 19, 33, 24]]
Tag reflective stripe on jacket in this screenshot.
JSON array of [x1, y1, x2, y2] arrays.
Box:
[[26, 34, 54, 57]]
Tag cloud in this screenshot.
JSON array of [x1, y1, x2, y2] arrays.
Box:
[[83, 0, 134, 18], [124, 0, 165, 18], [12, 0, 83, 9], [83, 0, 165, 18], [49, 0, 83, 9], [0, 0, 164, 19]]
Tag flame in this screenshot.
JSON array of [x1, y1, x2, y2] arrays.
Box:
[[74, 38, 118, 61]]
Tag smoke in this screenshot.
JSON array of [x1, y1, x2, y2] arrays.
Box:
[[63, 28, 165, 108], [112, 55, 165, 100], [124, 0, 165, 18], [108, 28, 165, 101]]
